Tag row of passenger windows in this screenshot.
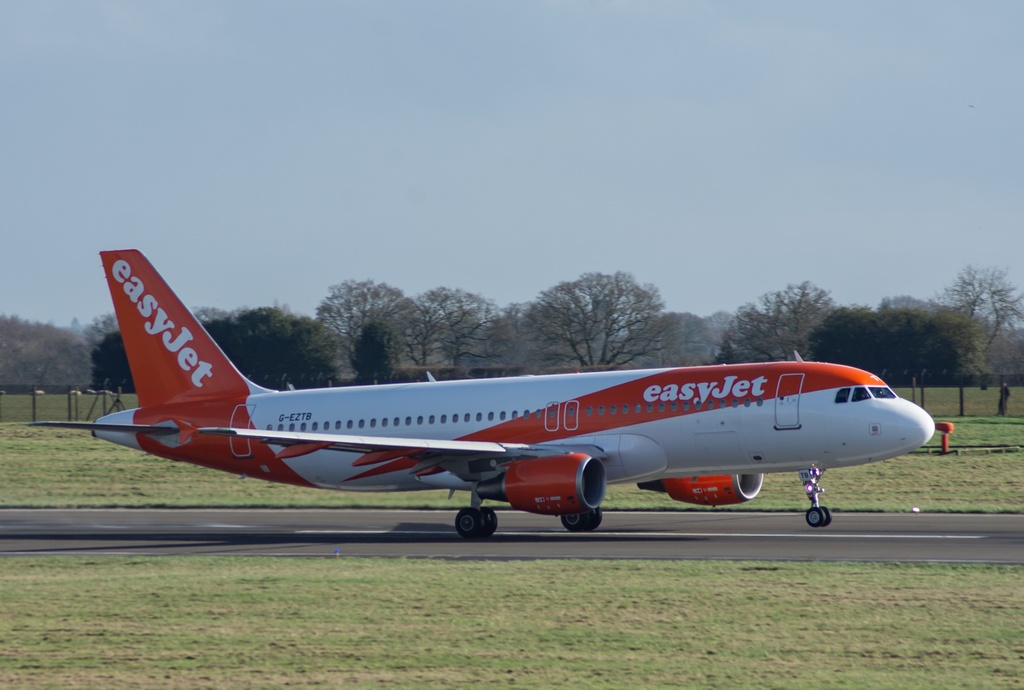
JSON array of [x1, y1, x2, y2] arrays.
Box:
[[267, 397, 767, 433], [835, 386, 897, 403]]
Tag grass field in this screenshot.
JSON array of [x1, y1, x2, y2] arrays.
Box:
[[3, 402, 1023, 688], [2, 418, 1023, 513], [1, 558, 1021, 689]]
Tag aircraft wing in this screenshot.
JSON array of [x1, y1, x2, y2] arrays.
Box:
[[198, 426, 528, 461]]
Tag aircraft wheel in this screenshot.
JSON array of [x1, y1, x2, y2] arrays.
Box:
[[561, 512, 590, 532], [821, 506, 832, 527], [805, 506, 827, 528], [586, 507, 603, 531], [456, 508, 485, 538], [480, 507, 498, 537]]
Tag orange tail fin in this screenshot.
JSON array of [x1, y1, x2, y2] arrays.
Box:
[[101, 250, 265, 408]]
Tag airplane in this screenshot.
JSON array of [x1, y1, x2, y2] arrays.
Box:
[[35, 250, 936, 538]]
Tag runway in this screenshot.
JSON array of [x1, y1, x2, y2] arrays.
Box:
[[2, 509, 1021, 564]]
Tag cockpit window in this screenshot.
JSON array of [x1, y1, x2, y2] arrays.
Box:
[[851, 387, 872, 402], [869, 386, 897, 399], [835, 388, 850, 403]]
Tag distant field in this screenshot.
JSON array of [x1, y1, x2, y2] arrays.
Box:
[[3, 419, 1022, 513], [0, 385, 1019, 423]]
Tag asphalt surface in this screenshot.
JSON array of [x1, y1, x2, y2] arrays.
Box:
[[1, 509, 1021, 563]]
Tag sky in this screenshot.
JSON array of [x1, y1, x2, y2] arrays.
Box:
[[2, 1, 1022, 329]]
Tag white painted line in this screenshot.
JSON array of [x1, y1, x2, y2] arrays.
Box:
[[295, 530, 984, 539]]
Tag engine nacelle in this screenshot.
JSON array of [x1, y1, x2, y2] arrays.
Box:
[[638, 474, 763, 506], [477, 453, 607, 515]]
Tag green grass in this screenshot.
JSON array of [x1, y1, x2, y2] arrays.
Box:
[[3, 420, 1023, 513], [0, 558, 1020, 689]]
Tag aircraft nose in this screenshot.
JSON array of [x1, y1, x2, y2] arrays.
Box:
[[900, 401, 935, 450]]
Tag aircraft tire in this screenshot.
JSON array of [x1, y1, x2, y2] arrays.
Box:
[[821, 506, 832, 527], [480, 507, 498, 537], [805, 506, 827, 528], [456, 508, 484, 538], [561, 512, 591, 532]]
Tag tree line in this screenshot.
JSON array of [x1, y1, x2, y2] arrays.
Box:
[[2, 265, 1021, 391]]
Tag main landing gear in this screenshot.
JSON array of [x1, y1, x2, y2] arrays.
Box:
[[560, 507, 603, 532], [455, 507, 498, 538], [454, 506, 605, 537], [800, 467, 832, 528]]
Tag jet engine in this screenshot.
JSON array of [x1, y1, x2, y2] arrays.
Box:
[[637, 473, 763, 506], [477, 453, 607, 515]]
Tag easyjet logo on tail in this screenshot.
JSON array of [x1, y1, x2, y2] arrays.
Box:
[[111, 259, 214, 388]]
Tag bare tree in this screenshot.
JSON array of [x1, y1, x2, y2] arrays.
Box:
[[526, 272, 669, 368], [938, 265, 1023, 351], [0, 315, 90, 384], [315, 280, 411, 369], [653, 312, 718, 366], [410, 287, 497, 366], [718, 281, 835, 363]]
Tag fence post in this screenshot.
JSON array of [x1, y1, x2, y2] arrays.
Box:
[[959, 376, 965, 417], [32, 387, 38, 423]]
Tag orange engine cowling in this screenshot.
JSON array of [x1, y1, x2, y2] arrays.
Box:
[[477, 453, 607, 515], [639, 474, 763, 506]]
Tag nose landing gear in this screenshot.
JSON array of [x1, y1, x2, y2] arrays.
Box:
[[800, 467, 832, 528]]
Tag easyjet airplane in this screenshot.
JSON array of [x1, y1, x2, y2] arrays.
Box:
[[37, 250, 936, 537]]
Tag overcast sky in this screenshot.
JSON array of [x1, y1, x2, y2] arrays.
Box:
[[2, 1, 1022, 328]]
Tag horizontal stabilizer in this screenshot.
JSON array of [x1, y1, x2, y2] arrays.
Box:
[[29, 421, 180, 436]]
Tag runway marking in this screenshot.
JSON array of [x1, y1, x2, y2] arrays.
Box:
[[295, 530, 984, 539]]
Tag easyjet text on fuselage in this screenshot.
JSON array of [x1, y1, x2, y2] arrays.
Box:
[[642, 375, 768, 404]]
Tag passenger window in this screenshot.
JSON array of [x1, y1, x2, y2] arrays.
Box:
[[851, 387, 871, 402], [835, 388, 850, 403], [370, 419, 377, 428], [440, 415, 447, 424], [500, 411, 506, 421], [429, 415, 435, 424], [382, 418, 388, 427], [488, 412, 494, 421], [312, 422, 318, 431]]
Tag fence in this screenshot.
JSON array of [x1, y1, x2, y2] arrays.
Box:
[[0, 388, 138, 423]]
